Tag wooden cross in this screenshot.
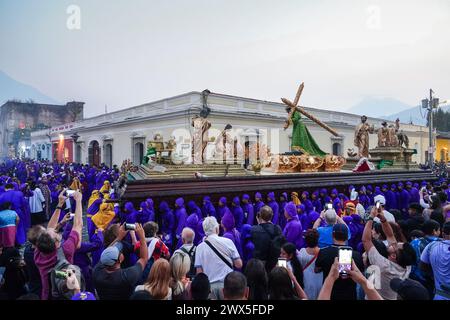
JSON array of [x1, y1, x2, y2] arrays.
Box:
[[281, 82, 340, 137]]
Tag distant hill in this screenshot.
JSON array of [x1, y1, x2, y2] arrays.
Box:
[[385, 104, 450, 125], [0, 70, 59, 106], [346, 97, 413, 118]]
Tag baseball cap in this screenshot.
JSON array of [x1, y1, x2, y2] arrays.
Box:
[[374, 195, 386, 205], [71, 292, 96, 300], [390, 278, 430, 300], [332, 223, 349, 240], [100, 246, 120, 266]]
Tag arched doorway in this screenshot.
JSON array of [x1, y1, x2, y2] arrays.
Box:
[[104, 143, 113, 168], [88, 140, 101, 166], [133, 142, 144, 164]]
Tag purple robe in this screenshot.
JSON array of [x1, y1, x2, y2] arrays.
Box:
[[240, 224, 254, 264], [267, 192, 279, 225], [385, 184, 399, 211], [283, 203, 304, 249], [0, 189, 30, 245], [217, 197, 229, 223], [202, 196, 217, 220], [174, 198, 187, 239], [231, 196, 245, 232], [253, 192, 265, 216], [187, 200, 203, 222], [221, 208, 243, 258], [311, 191, 323, 213], [279, 192, 288, 229], [397, 183, 411, 219], [242, 194, 255, 226]]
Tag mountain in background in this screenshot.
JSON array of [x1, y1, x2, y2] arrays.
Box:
[[0, 70, 59, 105], [346, 96, 413, 119], [385, 103, 450, 126]]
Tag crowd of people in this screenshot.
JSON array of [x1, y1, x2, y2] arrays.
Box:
[[0, 158, 449, 301]]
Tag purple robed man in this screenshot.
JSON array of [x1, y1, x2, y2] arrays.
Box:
[[240, 224, 254, 265], [217, 197, 229, 223], [231, 196, 245, 232], [221, 208, 243, 258], [319, 188, 328, 207], [0, 183, 30, 245], [176, 212, 200, 248], [406, 181, 420, 205], [267, 192, 279, 225], [386, 184, 399, 211], [187, 200, 203, 222], [136, 201, 152, 224], [311, 191, 323, 213], [348, 214, 364, 250], [156, 201, 175, 248], [278, 192, 288, 229], [358, 186, 370, 209], [397, 182, 411, 219], [301, 191, 314, 214], [297, 204, 308, 232], [202, 196, 217, 220], [174, 197, 188, 242], [366, 185, 375, 206], [283, 202, 304, 250], [242, 194, 255, 226], [253, 192, 265, 217]]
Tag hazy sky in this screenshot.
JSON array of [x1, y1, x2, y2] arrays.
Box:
[[1, 0, 449, 117]]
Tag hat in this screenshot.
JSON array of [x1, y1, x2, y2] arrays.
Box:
[[284, 202, 298, 219], [390, 278, 430, 300], [71, 292, 96, 300], [100, 246, 120, 266], [332, 223, 349, 240], [374, 195, 386, 205]]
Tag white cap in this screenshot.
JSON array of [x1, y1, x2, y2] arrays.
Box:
[[374, 195, 386, 205]]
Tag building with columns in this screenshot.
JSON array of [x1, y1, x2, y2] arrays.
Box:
[[29, 91, 431, 166]]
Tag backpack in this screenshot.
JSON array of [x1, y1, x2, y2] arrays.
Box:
[[180, 246, 197, 278], [261, 224, 286, 270], [49, 248, 85, 300]]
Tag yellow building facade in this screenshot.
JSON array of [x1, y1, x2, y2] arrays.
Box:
[[436, 132, 450, 162]]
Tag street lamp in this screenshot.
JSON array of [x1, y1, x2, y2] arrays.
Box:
[[70, 132, 80, 143], [422, 89, 444, 166]]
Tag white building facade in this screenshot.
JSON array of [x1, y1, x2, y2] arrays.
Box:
[[30, 91, 430, 166]]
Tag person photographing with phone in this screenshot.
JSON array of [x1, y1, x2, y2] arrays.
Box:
[[373, 195, 396, 224], [313, 207, 351, 248]]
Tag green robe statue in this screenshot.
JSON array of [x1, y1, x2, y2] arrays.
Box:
[[290, 110, 326, 157]]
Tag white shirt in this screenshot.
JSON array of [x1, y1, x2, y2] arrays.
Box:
[[29, 188, 45, 213], [374, 209, 395, 223], [194, 234, 240, 283]]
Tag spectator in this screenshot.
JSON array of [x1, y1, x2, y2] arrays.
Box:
[[420, 221, 450, 300], [390, 278, 430, 300], [251, 205, 285, 273], [194, 216, 242, 300], [244, 258, 268, 300], [129, 290, 153, 300], [190, 273, 211, 300], [315, 223, 363, 300], [0, 202, 19, 248], [313, 208, 351, 248], [398, 203, 425, 241], [135, 258, 172, 300], [23, 225, 45, 297], [410, 229, 425, 241], [34, 190, 82, 300], [174, 227, 197, 279], [170, 251, 191, 300], [268, 266, 307, 300], [298, 229, 323, 300], [318, 258, 382, 300], [280, 242, 303, 288], [362, 207, 417, 300], [93, 223, 148, 300], [223, 271, 248, 300]]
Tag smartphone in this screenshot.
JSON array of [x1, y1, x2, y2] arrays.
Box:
[[125, 223, 136, 231], [338, 247, 353, 277], [277, 258, 287, 268], [69, 213, 75, 219], [326, 203, 333, 210], [376, 202, 380, 210], [66, 190, 75, 197]]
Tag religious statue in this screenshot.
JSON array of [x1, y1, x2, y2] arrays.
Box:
[[387, 124, 399, 147], [397, 130, 409, 149], [213, 124, 238, 163], [191, 115, 211, 164], [347, 148, 357, 158], [281, 82, 340, 157], [354, 115, 374, 158], [377, 121, 389, 147]]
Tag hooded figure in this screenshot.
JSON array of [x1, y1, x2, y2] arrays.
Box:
[[240, 224, 254, 264], [283, 202, 304, 249], [242, 194, 255, 226], [385, 184, 399, 211], [87, 190, 103, 215], [137, 201, 151, 224], [348, 214, 364, 250], [278, 192, 288, 229], [91, 203, 116, 232], [267, 192, 279, 225], [311, 190, 323, 213], [306, 210, 322, 230], [187, 200, 202, 221], [397, 182, 411, 219], [221, 208, 243, 257], [406, 181, 420, 205], [202, 196, 217, 220], [301, 191, 314, 214], [99, 180, 111, 195], [217, 197, 229, 223], [253, 192, 265, 216], [174, 197, 188, 240], [231, 196, 245, 232], [366, 185, 375, 206], [358, 186, 370, 209], [297, 204, 309, 232], [0, 184, 30, 245], [121, 202, 139, 224], [158, 201, 175, 247], [176, 212, 200, 248]]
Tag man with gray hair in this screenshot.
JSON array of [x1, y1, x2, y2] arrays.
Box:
[[313, 208, 351, 248], [174, 227, 196, 278], [194, 216, 242, 300]]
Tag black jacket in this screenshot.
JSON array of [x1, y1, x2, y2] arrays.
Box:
[[250, 222, 282, 262]]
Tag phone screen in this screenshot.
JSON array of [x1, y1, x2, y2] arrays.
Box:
[[338, 248, 353, 274], [327, 203, 333, 210], [66, 190, 75, 196], [277, 258, 287, 268], [376, 202, 380, 210]]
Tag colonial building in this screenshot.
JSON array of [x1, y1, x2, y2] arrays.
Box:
[[29, 91, 431, 166], [436, 131, 450, 163], [0, 100, 84, 159]]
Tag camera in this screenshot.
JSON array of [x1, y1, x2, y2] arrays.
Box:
[[65, 190, 75, 197], [277, 258, 287, 268], [326, 203, 333, 210], [338, 247, 353, 278], [125, 223, 136, 231]]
